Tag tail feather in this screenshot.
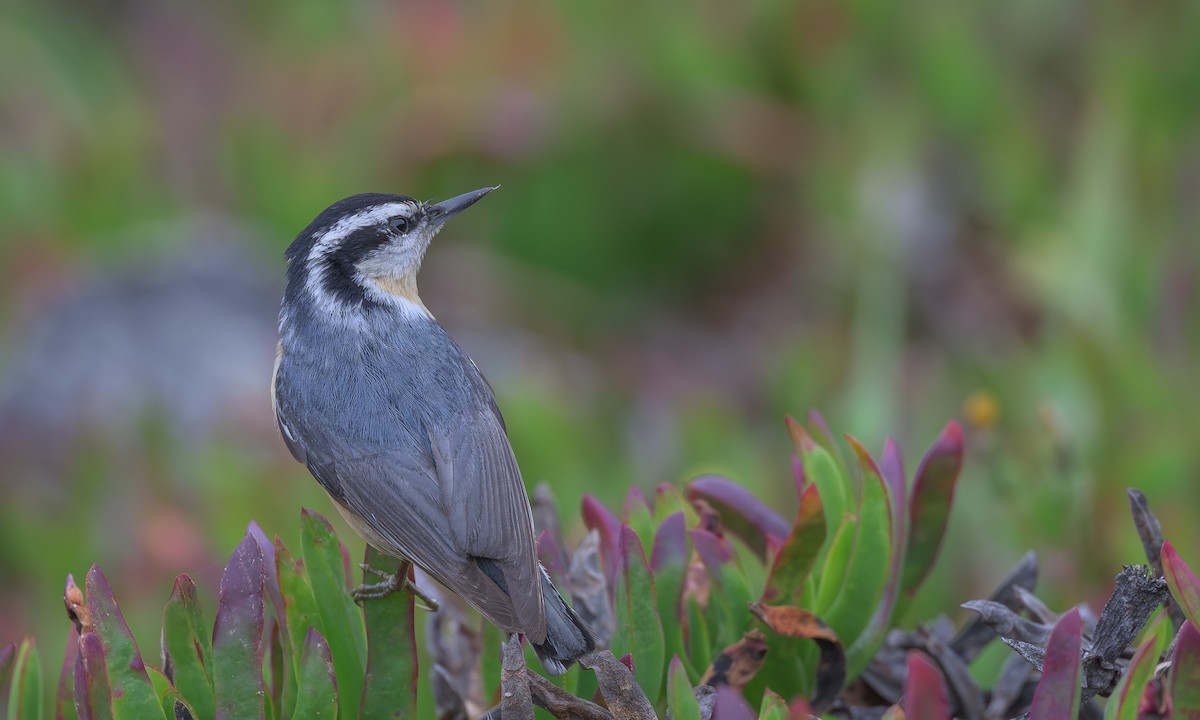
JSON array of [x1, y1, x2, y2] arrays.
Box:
[[531, 568, 595, 675]]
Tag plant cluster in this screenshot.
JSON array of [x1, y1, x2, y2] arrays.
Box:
[[1, 415, 1199, 719]]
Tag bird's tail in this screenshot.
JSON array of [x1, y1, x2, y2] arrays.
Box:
[[532, 569, 595, 675]]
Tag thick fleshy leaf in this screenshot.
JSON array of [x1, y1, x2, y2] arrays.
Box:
[[1029, 608, 1082, 720], [300, 509, 365, 719], [247, 522, 286, 633], [687, 475, 790, 560], [665, 656, 700, 720], [903, 651, 950, 720], [56, 625, 80, 720], [611, 526, 665, 702], [758, 689, 789, 720], [1170, 620, 1200, 714], [762, 483, 825, 605], [582, 494, 621, 588], [266, 619, 282, 720], [146, 664, 195, 720], [212, 533, 266, 720], [1105, 616, 1168, 720], [86, 566, 165, 719], [1163, 541, 1200, 628], [654, 483, 698, 528], [75, 631, 111, 720], [1, 642, 14, 701], [651, 512, 689, 669], [899, 421, 964, 605], [358, 546, 417, 719], [624, 487, 656, 553], [814, 517, 856, 611], [7, 639, 43, 720], [791, 421, 848, 532], [828, 437, 893, 675], [274, 536, 318, 718], [847, 439, 907, 675], [690, 529, 754, 649], [161, 574, 215, 720], [685, 596, 712, 678], [292, 628, 337, 719]]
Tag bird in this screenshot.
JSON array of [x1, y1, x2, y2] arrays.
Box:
[[271, 187, 595, 674]]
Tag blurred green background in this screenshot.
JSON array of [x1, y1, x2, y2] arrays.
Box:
[[1, 0, 1198, 698]]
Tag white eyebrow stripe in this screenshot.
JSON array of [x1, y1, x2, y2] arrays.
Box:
[[307, 202, 416, 260]]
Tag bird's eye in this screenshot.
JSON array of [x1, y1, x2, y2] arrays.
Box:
[[389, 216, 410, 233]]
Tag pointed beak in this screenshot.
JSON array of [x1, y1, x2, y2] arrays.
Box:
[[427, 186, 498, 225]]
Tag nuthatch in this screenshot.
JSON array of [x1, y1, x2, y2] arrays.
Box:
[[272, 187, 595, 674]]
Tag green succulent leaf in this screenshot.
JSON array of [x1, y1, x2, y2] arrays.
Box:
[[757, 688, 789, 720], [274, 536, 317, 717], [611, 526, 666, 702], [1028, 608, 1082, 720], [293, 628, 338, 720], [666, 656, 700, 720], [650, 512, 690, 673], [1104, 614, 1168, 720], [86, 566, 166, 719], [212, 534, 266, 720], [7, 639, 43, 720], [624, 487, 657, 554], [827, 438, 893, 675], [300, 509, 366, 720], [790, 419, 848, 532], [690, 529, 754, 649], [358, 547, 417, 720], [161, 574, 215, 720]]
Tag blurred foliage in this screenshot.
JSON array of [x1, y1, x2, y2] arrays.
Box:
[[0, 0, 1198, 714]]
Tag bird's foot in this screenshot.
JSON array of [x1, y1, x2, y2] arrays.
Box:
[[353, 562, 441, 611]]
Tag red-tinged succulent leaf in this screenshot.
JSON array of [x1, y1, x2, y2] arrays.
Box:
[[1163, 541, 1200, 628], [711, 685, 756, 720], [300, 508, 365, 719], [806, 410, 849, 471], [582, 493, 621, 587], [85, 566, 165, 718], [762, 483, 825, 605], [687, 475, 790, 560], [1169, 620, 1200, 715], [293, 628, 337, 719], [8, 639, 43, 720], [611, 526, 665, 702], [900, 421, 964, 603], [266, 619, 283, 719], [827, 437, 893, 674], [56, 625, 80, 720], [160, 574, 215, 720], [665, 656, 700, 720], [247, 522, 286, 632], [1109, 622, 1168, 720], [904, 651, 951, 720], [75, 631, 110, 720], [212, 533, 266, 720], [1029, 607, 1082, 720], [359, 546, 418, 719]]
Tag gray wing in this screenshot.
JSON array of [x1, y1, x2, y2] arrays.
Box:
[[273, 343, 545, 641]]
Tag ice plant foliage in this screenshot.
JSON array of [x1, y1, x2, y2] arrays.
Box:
[[7, 414, 1198, 718]]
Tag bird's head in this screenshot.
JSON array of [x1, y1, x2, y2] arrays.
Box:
[[284, 186, 496, 317]]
